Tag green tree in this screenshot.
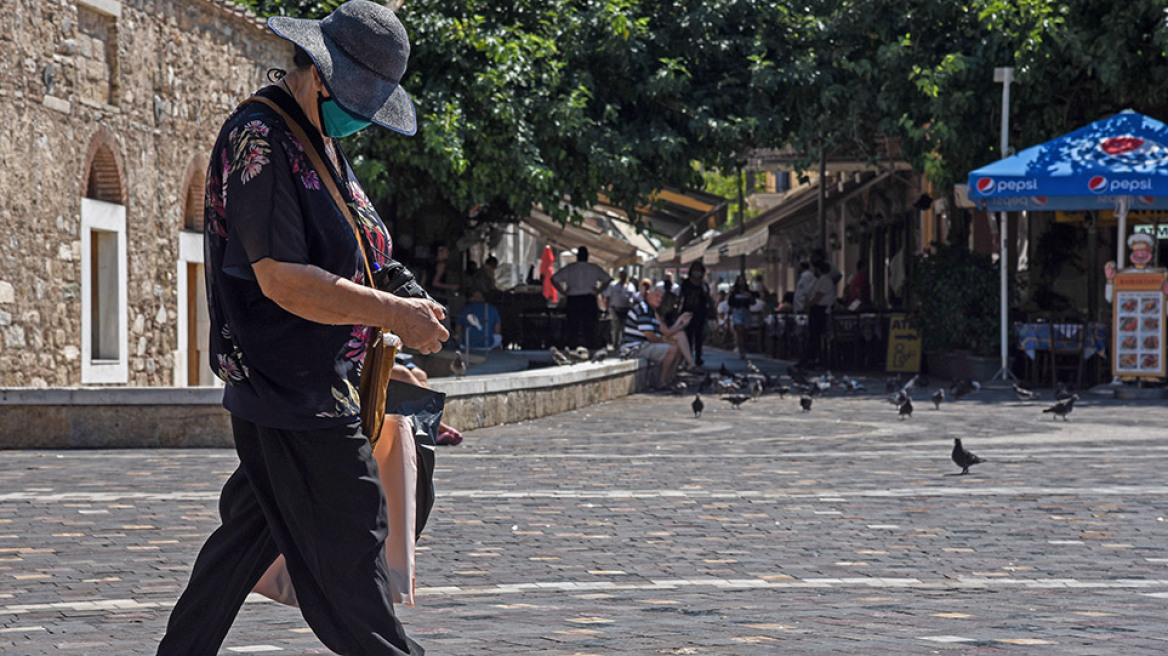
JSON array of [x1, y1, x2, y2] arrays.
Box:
[[235, 0, 801, 232]]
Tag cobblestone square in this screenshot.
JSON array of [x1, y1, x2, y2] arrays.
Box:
[[2, 383, 1167, 654]]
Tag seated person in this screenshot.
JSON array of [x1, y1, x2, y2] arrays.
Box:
[[455, 290, 502, 350], [621, 287, 693, 388]]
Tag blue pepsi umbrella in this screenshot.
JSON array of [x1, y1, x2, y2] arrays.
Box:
[[968, 109, 1168, 212]]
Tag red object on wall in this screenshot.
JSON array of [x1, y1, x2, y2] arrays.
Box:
[[540, 245, 558, 304]]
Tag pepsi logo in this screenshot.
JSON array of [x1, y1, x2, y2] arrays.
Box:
[[976, 178, 994, 194], [1100, 136, 1145, 155], [1088, 176, 1108, 194], [1032, 196, 1047, 206]]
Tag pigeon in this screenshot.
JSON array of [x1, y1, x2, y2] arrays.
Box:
[[590, 349, 608, 363], [719, 363, 732, 378], [1012, 383, 1039, 402], [931, 388, 945, 410], [722, 394, 751, 409], [669, 381, 688, 396], [799, 395, 813, 412], [451, 352, 467, 379], [888, 389, 909, 406], [1054, 382, 1074, 401], [570, 346, 591, 362], [1043, 394, 1079, 421], [716, 378, 741, 394], [775, 384, 790, 399], [746, 360, 761, 374], [949, 379, 980, 400], [845, 378, 865, 393], [952, 438, 986, 475], [550, 346, 572, 366], [691, 394, 704, 418], [789, 365, 809, 386], [750, 379, 764, 400], [898, 397, 913, 419]]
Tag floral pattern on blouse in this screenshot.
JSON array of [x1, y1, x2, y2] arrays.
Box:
[[202, 86, 393, 431]]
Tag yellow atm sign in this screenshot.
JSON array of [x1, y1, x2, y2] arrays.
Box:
[[886, 315, 922, 373]]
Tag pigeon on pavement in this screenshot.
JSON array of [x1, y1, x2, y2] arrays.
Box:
[[747, 360, 761, 374], [951, 438, 986, 475], [898, 397, 913, 419], [799, 395, 813, 412], [550, 346, 572, 366], [789, 365, 810, 386], [1013, 383, 1039, 401], [750, 379, 764, 400], [949, 379, 981, 400], [451, 352, 467, 379], [722, 394, 751, 409], [931, 388, 945, 410], [692, 394, 704, 418], [1043, 394, 1079, 421], [775, 385, 790, 399]]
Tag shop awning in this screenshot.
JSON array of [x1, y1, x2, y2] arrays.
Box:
[[724, 228, 770, 258], [679, 239, 711, 264], [523, 210, 638, 269]]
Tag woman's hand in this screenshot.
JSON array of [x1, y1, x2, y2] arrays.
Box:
[[385, 297, 448, 354]]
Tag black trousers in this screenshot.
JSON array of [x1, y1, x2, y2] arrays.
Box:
[[564, 294, 600, 350], [156, 417, 422, 656], [804, 306, 827, 366], [684, 315, 706, 364]]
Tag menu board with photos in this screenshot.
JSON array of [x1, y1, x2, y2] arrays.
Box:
[[1112, 270, 1167, 378]]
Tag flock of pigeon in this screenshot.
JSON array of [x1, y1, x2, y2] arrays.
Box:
[[680, 361, 1084, 476]]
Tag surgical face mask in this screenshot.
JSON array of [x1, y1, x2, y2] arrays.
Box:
[[317, 91, 372, 138]]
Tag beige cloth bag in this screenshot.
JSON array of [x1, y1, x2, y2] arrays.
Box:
[[252, 413, 419, 606]]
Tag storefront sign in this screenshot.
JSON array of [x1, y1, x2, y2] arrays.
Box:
[[885, 314, 922, 373], [1134, 224, 1168, 239], [1112, 268, 1167, 379]]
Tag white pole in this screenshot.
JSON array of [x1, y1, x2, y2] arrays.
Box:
[[1116, 196, 1130, 266], [992, 67, 1015, 382]]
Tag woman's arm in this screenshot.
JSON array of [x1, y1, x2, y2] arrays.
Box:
[[252, 258, 448, 353]]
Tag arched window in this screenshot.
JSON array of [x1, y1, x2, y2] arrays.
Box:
[[80, 129, 128, 384], [180, 155, 208, 232], [176, 155, 218, 386]]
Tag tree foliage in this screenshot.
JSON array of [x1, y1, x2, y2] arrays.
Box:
[[234, 0, 1168, 227]]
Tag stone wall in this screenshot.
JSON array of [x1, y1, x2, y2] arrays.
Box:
[[0, 0, 289, 387], [0, 360, 651, 448]]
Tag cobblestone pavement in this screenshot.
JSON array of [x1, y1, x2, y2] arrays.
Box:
[[2, 380, 1168, 655]]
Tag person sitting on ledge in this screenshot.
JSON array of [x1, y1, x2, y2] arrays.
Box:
[[455, 290, 502, 350], [621, 287, 693, 389]]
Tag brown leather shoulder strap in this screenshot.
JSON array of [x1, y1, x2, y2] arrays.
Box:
[[242, 95, 376, 288]]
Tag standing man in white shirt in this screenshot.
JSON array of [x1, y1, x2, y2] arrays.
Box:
[[801, 260, 836, 367], [601, 269, 635, 349], [552, 246, 612, 350]]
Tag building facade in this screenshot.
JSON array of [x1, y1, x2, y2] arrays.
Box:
[[0, 0, 288, 387]]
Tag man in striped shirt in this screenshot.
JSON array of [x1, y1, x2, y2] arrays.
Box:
[[623, 287, 691, 388]]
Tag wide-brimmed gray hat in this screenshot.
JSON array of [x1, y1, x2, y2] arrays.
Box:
[[268, 0, 416, 135]]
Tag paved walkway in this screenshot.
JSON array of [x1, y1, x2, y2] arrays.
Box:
[[2, 372, 1167, 654]]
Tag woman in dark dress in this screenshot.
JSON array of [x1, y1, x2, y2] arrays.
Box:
[[679, 262, 713, 366]]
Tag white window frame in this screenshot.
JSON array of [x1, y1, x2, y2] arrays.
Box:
[[175, 230, 222, 387], [80, 198, 128, 384]]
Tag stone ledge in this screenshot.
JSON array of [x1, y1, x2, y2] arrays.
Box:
[[0, 359, 651, 448]]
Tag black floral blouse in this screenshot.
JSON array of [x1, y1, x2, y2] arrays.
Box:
[[203, 86, 392, 430]]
